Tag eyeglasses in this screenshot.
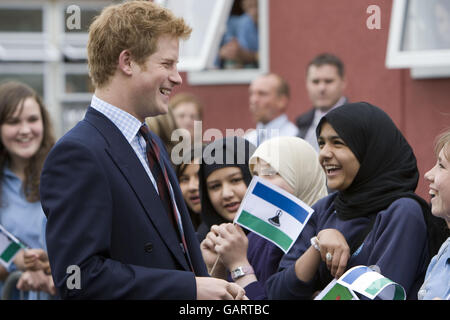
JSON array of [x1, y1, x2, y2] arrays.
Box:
[[257, 167, 278, 177]]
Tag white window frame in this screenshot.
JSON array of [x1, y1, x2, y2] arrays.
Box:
[[157, 0, 269, 85], [60, 0, 115, 61], [386, 0, 450, 78], [0, 62, 46, 98], [60, 63, 93, 101], [0, 1, 59, 62], [58, 63, 93, 134]]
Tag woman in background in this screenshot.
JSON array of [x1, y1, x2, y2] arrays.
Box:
[[0, 81, 56, 299]]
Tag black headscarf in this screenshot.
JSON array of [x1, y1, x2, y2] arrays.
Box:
[[316, 102, 447, 256], [197, 136, 256, 241]]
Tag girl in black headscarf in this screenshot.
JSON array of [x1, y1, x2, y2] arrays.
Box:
[[267, 102, 447, 300], [196, 136, 255, 241]]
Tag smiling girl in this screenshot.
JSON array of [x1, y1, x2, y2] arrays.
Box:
[[0, 81, 55, 299], [419, 129, 450, 300], [196, 136, 255, 241], [267, 102, 446, 300]]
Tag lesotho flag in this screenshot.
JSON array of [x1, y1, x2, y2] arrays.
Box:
[[234, 176, 314, 253], [337, 266, 406, 300]]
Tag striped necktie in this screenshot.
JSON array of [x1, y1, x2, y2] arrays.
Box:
[[139, 125, 194, 272]]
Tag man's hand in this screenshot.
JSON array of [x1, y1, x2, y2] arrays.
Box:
[[196, 277, 247, 300]]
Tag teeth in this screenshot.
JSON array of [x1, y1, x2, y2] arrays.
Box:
[[160, 88, 171, 95], [225, 202, 238, 207]]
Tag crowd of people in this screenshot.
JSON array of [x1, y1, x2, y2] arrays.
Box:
[[0, 1, 448, 301]]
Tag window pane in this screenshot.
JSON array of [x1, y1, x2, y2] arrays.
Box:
[[0, 9, 43, 32], [167, 0, 218, 60], [65, 74, 94, 93], [0, 73, 44, 97], [65, 7, 101, 33], [215, 0, 259, 70], [402, 0, 450, 51]]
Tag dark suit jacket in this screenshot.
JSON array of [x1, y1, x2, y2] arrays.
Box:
[[40, 107, 208, 299], [295, 108, 315, 139]]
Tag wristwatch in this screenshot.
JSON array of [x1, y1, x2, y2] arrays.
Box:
[[231, 265, 254, 281], [310, 236, 321, 252]]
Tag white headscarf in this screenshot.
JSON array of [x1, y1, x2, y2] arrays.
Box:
[[249, 136, 328, 206]]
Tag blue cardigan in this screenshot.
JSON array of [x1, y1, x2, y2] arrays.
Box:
[[267, 193, 430, 300]]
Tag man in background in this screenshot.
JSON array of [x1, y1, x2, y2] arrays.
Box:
[[245, 73, 299, 146], [296, 53, 347, 151]]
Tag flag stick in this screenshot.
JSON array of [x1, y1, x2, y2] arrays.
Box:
[[210, 255, 220, 276]]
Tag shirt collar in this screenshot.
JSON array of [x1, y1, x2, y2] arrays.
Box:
[[3, 165, 18, 180], [256, 114, 289, 130], [90, 95, 143, 143], [316, 96, 347, 118]]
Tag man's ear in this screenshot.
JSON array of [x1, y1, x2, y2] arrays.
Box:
[[117, 49, 133, 76]]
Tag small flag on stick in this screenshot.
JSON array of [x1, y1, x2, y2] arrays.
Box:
[[0, 224, 26, 268], [234, 176, 314, 253]]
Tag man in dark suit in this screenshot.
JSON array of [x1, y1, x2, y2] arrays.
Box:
[[296, 53, 347, 152], [40, 1, 245, 300]]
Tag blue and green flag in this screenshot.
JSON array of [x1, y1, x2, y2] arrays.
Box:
[[234, 176, 314, 253]]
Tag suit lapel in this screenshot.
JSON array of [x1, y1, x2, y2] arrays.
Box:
[[84, 108, 191, 271]]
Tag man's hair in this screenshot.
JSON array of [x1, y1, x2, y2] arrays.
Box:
[[87, 1, 192, 88], [264, 73, 290, 99], [307, 53, 345, 78]]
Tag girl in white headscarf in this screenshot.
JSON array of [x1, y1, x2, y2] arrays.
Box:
[[249, 136, 328, 204], [200, 136, 327, 299]]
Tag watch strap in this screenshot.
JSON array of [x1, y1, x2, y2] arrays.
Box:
[[231, 265, 254, 281]]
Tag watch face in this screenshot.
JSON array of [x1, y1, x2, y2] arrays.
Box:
[[232, 267, 245, 279], [231, 266, 254, 280]]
